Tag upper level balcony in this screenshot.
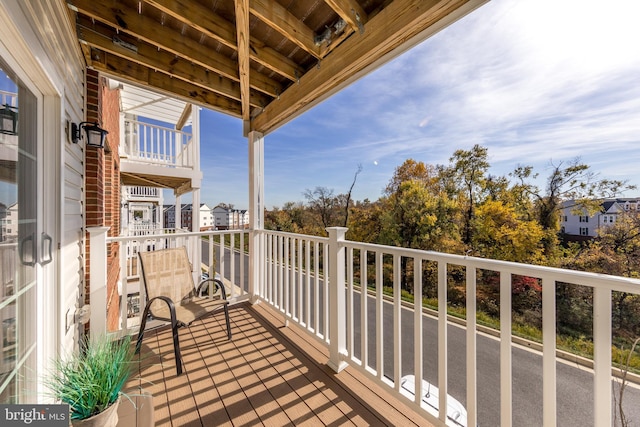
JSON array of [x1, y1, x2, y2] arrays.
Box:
[[89, 227, 640, 427], [118, 83, 202, 197]]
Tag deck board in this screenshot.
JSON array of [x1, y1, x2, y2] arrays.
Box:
[[126, 301, 435, 427]]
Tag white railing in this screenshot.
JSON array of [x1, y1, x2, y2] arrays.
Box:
[[254, 228, 640, 427], [122, 119, 194, 169], [126, 222, 164, 236], [123, 186, 161, 199], [89, 226, 640, 427], [89, 229, 248, 335]]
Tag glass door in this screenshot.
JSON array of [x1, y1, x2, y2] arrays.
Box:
[[0, 61, 40, 403]]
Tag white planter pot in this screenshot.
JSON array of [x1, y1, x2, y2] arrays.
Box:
[[71, 398, 120, 427]]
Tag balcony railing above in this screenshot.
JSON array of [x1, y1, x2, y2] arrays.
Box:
[[121, 119, 194, 169], [123, 186, 161, 199]]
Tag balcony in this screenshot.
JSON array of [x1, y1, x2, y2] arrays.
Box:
[[120, 118, 202, 196], [89, 227, 640, 427]]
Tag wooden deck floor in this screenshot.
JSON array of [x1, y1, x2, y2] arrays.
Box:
[[126, 301, 435, 427]]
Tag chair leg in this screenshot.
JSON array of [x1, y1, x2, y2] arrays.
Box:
[[224, 304, 232, 340], [168, 307, 183, 376], [135, 305, 152, 354]]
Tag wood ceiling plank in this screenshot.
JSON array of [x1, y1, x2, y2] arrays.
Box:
[[69, 0, 283, 98], [250, 0, 321, 59], [88, 52, 243, 117], [145, 0, 304, 82], [77, 23, 270, 108], [251, 0, 487, 134], [235, 0, 251, 125]]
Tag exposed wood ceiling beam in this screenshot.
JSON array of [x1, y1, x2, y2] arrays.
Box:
[[176, 103, 192, 130], [251, 0, 487, 134], [323, 0, 368, 32], [69, 0, 283, 98], [235, 0, 251, 130], [250, 0, 321, 59], [77, 23, 270, 108], [144, 0, 304, 82], [87, 52, 243, 117]]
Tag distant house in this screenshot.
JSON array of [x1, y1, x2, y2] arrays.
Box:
[[212, 205, 249, 230], [560, 198, 640, 239], [163, 203, 213, 231]]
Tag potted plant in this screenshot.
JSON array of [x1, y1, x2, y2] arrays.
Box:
[[45, 335, 134, 427]]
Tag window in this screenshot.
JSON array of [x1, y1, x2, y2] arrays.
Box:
[[579, 216, 589, 223], [604, 216, 608, 223], [611, 216, 615, 223], [561, 226, 565, 233], [580, 227, 589, 236]]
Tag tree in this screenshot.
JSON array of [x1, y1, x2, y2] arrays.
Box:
[[342, 164, 362, 227], [511, 158, 635, 257], [471, 200, 545, 264], [450, 144, 490, 245], [303, 186, 340, 231], [384, 159, 436, 196]]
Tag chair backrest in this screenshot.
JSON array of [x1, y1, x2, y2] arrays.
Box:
[[138, 247, 195, 304]]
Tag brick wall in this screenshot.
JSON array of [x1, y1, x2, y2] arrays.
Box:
[[84, 69, 122, 332]]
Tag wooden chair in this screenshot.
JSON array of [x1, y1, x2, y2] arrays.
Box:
[[135, 247, 232, 375]]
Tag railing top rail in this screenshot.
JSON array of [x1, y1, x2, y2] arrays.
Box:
[[261, 229, 330, 243], [125, 118, 191, 137], [108, 228, 248, 243], [343, 239, 640, 293]]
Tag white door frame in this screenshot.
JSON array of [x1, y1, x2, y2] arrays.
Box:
[[0, 3, 62, 403]]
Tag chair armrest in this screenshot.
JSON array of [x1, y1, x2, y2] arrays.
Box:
[[196, 278, 228, 300]]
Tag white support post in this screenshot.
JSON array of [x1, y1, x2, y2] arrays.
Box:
[[192, 189, 201, 284], [88, 226, 110, 337], [175, 194, 181, 230], [326, 227, 348, 373], [593, 286, 612, 427], [248, 131, 264, 303]]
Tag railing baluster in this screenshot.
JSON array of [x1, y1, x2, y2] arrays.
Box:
[[347, 247, 354, 358], [305, 239, 311, 330], [230, 233, 236, 299], [500, 271, 513, 427], [466, 264, 478, 427], [542, 276, 556, 427], [314, 240, 320, 337], [298, 238, 304, 324], [393, 253, 401, 391], [593, 286, 612, 427], [284, 236, 290, 318], [361, 248, 368, 369], [376, 251, 383, 380], [437, 260, 448, 425], [414, 257, 423, 405]]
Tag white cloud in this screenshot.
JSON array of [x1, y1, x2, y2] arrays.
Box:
[[229, 0, 640, 207]]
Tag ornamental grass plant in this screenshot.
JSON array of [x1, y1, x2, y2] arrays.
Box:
[[45, 335, 134, 421]]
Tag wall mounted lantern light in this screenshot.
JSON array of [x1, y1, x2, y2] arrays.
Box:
[[0, 104, 18, 136], [71, 121, 108, 148]]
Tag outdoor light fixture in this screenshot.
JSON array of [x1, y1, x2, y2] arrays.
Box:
[[71, 121, 108, 148], [0, 104, 18, 136]]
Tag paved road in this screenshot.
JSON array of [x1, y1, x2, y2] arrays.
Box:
[[206, 240, 640, 426]]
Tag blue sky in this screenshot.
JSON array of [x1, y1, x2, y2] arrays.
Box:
[[196, 0, 640, 210]]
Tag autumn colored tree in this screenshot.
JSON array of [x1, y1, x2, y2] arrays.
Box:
[[471, 200, 545, 264], [450, 144, 490, 245]]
